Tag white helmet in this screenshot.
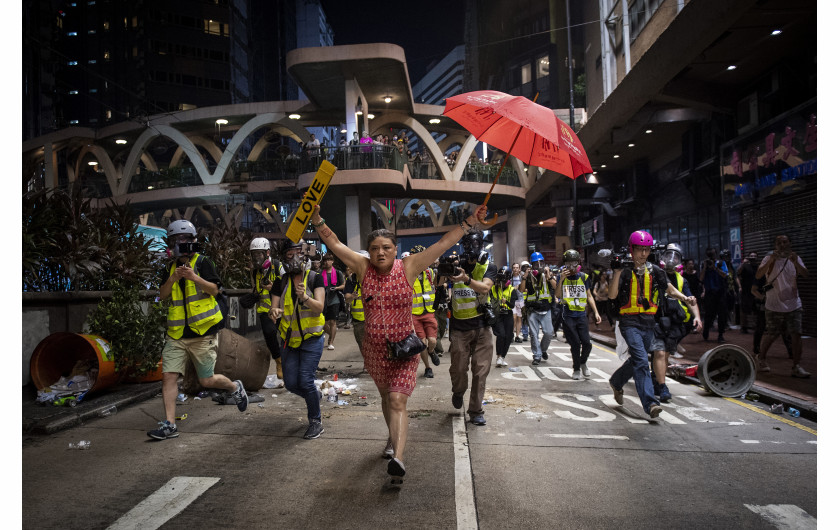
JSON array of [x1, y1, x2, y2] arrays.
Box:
[[250, 237, 270, 251], [520, 260, 531, 268], [167, 219, 197, 238]]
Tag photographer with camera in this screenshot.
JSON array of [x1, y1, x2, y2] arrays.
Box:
[[243, 238, 286, 386], [432, 257, 453, 357], [519, 252, 557, 366], [754, 235, 810, 378], [148, 220, 249, 440], [649, 243, 702, 402], [698, 247, 729, 343], [607, 231, 695, 419], [490, 266, 520, 367], [448, 231, 497, 426], [555, 250, 600, 380], [408, 245, 441, 379]]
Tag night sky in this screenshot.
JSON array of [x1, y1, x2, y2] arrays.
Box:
[[320, 0, 466, 85]]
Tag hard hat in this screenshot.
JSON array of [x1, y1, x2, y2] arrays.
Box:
[[520, 261, 531, 268], [167, 219, 196, 238], [628, 230, 654, 247], [530, 251, 544, 263], [563, 249, 580, 262], [498, 266, 512, 283], [410, 244, 426, 255], [250, 237, 270, 251]]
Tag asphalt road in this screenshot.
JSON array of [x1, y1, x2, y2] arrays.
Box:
[[22, 328, 818, 529]]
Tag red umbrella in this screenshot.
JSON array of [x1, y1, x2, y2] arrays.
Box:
[[443, 90, 593, 225]]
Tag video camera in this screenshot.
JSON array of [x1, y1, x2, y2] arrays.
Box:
[[436, 255, 459, 277], [597, 247, 634, 269]]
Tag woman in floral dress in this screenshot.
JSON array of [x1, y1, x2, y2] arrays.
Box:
[[310, 203, 486, 482]]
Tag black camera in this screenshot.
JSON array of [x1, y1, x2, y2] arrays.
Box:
[[478, 302, 497, 325], [598, 247, 634, 270], [437, 255, 458, 277], [177, 242, 202, 255]]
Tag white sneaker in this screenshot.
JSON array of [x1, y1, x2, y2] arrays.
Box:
[[671, 351, 684, 359], [501, 358, 508, 366], [757, 360, 771, 372], [572, 370, 582, 380], [496, 356, 503, 367], [581, 364, 591, 378], [791, 365, 811, 378], [327, 344, 335, 351]]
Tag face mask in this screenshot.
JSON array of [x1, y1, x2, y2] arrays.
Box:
[[564, 261, 581, 274]]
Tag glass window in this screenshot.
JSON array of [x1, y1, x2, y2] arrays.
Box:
[[103, 21, 109, 30], [68, 90, 78, 95], [67, 61, 78, 66], [204, 19, 221, 36], [88, 29, 96, 34], [89, 88, 97, 93], [106, 110, 112, 120], [69, 119, 79, 124], [88, 59, 96, 64], [537, 55, 550, 78], [67, 31, 77, 36], [521, 63, 532, 85]]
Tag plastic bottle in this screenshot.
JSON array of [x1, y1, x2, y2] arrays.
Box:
[[99, 405, 117, 417], [68, 441, 91, 450], [327, 387, 337, 402], [788, 407, 801, 418]]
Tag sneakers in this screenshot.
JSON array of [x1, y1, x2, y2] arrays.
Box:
[[581, 364, 591, 378], [326, 344, 335, 350], [147, 420, 179, 440], [424, 367, 434, 378], [382, 439, 394, 459], [276, 378, 285, 389], [470, 414, 486, 426], [496, 356, 504, 367], [659, 384, 672, 403], [757, 360, 771, 373], [500, 358, 508, 366], [610, 382, 624, 405], [717, 335, 725, 343], [388, 457, 406, 477], [542, 351, 549, 360], [649, 404, 663, 419], [514, 336, 522, 343], [452, 393, 464, 409], [303, 420, 324, 439], [430, 350, 441, 366], [792, 365, 811, 378], [232, 380, 249, 412], [671, 351, 684, 359], [572, 370, 581, 380], [531, 359, 540, 366]]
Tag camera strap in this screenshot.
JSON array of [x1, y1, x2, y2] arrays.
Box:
[[764, 259, 789, 289]]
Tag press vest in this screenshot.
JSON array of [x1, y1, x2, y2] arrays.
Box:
[[167, 254, 223, 339], [278, 270, 325, 347], [672, 272, 692, 323], [452, 263, 488, 320], [560, 272, 589, 312], [412, 269, 436, 315], [491, 284, 515, 313], [255, 260, 281, 314], [525, 274, 553, 303], [350, 281, 365, 322], [619, 267, 659, 316]]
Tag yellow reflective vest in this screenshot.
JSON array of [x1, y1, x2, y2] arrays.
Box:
[[452, 263, 488, 320], [255, 260, 281, 314], [619, 267, 659, 316], [349, 280, 364, 322], [524, 273, 553, 303], [671, 272, 692, 323], [560, 272, 589, 312], [278, 270, 325, 347], [167, 254, 224, 339], [412, 269, 436, 315], [490, 284, 515, 312]]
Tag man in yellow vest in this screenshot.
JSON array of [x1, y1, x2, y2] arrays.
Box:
[[607, 230, 697, 419], [248, 237, 285, 387], [555, 249, 601, 380], [409, 245, 441, 379], [343, 251, 369, 354], [148, 220, 248, 440], [449, 231, 497, 426], [650, 243, 702, 402], [519, 252, 557, 366], [269, 238, 328, 440]]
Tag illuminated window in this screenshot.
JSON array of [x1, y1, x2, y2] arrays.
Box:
[[67, 61, 78, 66], [88, 59, 96, 64], [105, 110, 112, 119], [521, 64, 532, 85], [88, 29, 96, 34], [67, 31, 77, 36], [204, 19, 221, 35], [132, 16, 137, 27], [89, 88, 97, 93], [179, 103, 197, 111], [68, 90, 79, 95], [103, 51, 110, 60], [103, 21, 109, 30], [69, 119, 79, 124], [537, 55, 550, 78]]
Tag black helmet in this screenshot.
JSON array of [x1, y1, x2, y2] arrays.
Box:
[[279, 239, 308, 273], [410, 244, 426, 255], [497, 266, 512, 283]]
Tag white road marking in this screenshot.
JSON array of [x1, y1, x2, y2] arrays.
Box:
[[452, 417, 478, 530], [741, 440, 761, 444], [547, 434, 629, 440], [107, 476, 219, 530], [744, 504, 816, 529]]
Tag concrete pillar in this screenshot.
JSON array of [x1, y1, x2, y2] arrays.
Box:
[[555, 206, 572, 258], [507, 207, 528, 264], [344, 78, 366, 143], [44, 142, 59, 190], [346, 195, 361, 252], [492, 231, 508, 266], [358, 189, 372, 249]]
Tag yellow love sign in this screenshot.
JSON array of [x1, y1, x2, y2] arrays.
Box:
[[285, 160, 337, 242]]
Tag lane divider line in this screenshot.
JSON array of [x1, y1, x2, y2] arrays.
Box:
[[724, 398, 817, 436], [452, 416, 478, 530], [107, 476, 219, 530], [743, 503, 816, 529], [547, 434, 629, 440]]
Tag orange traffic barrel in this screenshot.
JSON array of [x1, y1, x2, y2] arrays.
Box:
[[30, 332, 120, 394]]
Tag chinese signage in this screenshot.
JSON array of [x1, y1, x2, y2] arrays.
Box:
[[580, 214, 605, 246], [720, 100, 816, 208]]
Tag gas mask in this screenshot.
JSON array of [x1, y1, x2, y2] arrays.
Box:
[[460, 236, 488, 266], [564, 261, 581, 274], [251, 250, 270, 270], [283, 250, 308, 274], [661, 250, 682, 272]]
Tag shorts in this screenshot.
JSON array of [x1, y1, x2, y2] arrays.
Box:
[[412, 312, 438, 339], [513, 299, 524, 317], [650, 336, 667, 353], [323, 303, 341, 321], [161, 334, 218, 379], [765, 308, 802, 337]]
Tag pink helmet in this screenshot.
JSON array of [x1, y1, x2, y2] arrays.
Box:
[[628, 230, 654, 247]]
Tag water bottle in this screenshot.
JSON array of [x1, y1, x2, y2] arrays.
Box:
[[68, 440, 91, 450], [99, 405, 117, 417], [788, 407, 801, 418]]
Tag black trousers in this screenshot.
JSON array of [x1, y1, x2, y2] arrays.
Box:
[[492, 312, 514, 358], [702, 290, 728, 339], [562, 315, 592, 370], [259, 312, 282, 360]]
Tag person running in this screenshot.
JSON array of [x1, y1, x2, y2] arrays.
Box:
[[490, 266, 519, 367], [269, 239, 327, 440], [309, 203, 488, 483], [555, 249, 601, 380], [148, 220, 248, 440]]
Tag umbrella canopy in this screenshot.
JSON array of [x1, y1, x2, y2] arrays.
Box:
[[443, 90, 593, 179]]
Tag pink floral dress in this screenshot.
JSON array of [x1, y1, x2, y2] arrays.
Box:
[[361, 259, 419, 395]]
